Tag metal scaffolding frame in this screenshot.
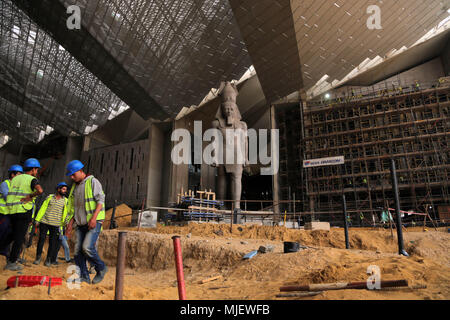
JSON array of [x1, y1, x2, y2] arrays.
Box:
[[276, 80, 450, 225]]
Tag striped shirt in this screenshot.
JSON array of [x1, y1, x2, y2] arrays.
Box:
[[41, 196, 65, 227]]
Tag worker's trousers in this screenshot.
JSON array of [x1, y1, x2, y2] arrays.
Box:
[[0, 214, 11, 257], [74, 222, 105, 278], [7, 211, 32, 263], [36, 223, 59, 263], [57, 233, 71, 262]]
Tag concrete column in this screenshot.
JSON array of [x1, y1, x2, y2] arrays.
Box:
[[64, 136, 82, 182], [270, 105, 280, 222], [160, 128, 173, 209], [82, 136, 91, 152], [169, 119, 189, 203], [146, 124, 164, 209], [201, 140, 216, 192]]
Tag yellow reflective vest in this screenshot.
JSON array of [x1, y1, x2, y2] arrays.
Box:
[[35, 194, 69, 228], [6, 174, 36, 214], [0, 179, 10, 214], [67, 176, 105, 223]]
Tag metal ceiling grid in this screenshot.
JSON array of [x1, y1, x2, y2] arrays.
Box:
[[229, 0, 304, 103], [62, 0, 252, 116], [0, 0, 126, 143], [292, 0, 449, 88], [0, 96, 50, 145]]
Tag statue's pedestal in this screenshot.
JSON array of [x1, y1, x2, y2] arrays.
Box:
[[304, 221, 330, 231]]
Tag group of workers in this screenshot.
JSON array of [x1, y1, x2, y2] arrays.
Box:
[[0, 158, 108, 284]]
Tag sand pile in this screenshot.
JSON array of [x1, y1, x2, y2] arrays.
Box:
[[130, 223, 448, 254], [98, 231, 244, 271], [103, 204, 133, 229], [1, 223, 448, 300]]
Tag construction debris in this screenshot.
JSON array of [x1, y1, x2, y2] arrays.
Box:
[[280, 280, 409, 292], [276, 291, 323, 298], [243, 250, 258, 260], [258, 245, 274, 253], [199, 275, 223, 284]]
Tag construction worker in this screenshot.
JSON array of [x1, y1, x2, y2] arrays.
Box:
[[4, 158, 43, 271], [346, 215, 352, 227], [414, 80, 420, 92], [65, 160, 108, 285], [33, 182, 69, 266], [0, 165, 23, 258], [56, 183, 73, 263], [362, 178, 368, 186]]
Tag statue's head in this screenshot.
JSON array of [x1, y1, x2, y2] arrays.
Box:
[[221, 101, 236, 125], [217, 81, 241, 126]]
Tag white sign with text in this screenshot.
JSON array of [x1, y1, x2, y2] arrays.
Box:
[[303, 156, 345, 168]]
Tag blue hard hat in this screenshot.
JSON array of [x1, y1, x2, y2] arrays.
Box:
[[66, 160, 84, 176], [8, 164, 23, 173], [57, 182, 68, 188], [23, 158, 41, 169]]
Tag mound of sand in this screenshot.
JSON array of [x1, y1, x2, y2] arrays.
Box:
[[103, 204, 133, 229], [98, 231, 243, 271], [1, 223, 449, 300], [127, 223, 449, 255]]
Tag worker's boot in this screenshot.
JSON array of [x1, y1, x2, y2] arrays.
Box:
[[79, 276, 91, 284], [33, 256, 41, 265], [92, 266, 108, 284], [4, 262, 23, 271], [89, 265, 96, 274], [44, 259, 52, 267]]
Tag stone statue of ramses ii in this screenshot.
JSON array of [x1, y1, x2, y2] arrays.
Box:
[[211, 81, 248, 210]]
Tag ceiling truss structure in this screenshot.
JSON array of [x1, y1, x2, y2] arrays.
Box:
[[1, 0, 448, 146], [0, 0, 126, 144]]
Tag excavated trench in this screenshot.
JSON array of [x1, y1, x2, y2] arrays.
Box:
[[96, 230, 245, 271]]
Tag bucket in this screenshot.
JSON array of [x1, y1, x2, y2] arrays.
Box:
[[284, 241, 300, 253]]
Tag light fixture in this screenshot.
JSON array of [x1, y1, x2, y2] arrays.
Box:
[[325, 93, 331, 99]]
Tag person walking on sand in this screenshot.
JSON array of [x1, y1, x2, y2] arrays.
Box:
[[33, 182, 69, 267], [65, 160, 108, 284], [4, 158, 43, 271], [0, 165, 23, 259]]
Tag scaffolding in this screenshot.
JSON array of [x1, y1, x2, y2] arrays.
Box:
[[276, 81, 450, 226]]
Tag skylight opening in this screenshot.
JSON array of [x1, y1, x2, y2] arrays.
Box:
[[27, 30, 36, 45], [11, 25, 20, 39]]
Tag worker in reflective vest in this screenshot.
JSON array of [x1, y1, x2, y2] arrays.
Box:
[[0, 165, 23, 215], [0, 165, 23, 259], [414, 80, 420, 92], [65, 160, 108, 285], [33, 182, 69, 267], [4, 158, 44, 271]]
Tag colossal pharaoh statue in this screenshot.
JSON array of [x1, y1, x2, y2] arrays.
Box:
[[211, 81, 248, 214]]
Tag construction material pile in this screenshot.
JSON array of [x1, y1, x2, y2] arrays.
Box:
[[103, 204, 133, 229]]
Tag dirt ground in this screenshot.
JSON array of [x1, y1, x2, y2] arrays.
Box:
[[0, 223, 449, 300]]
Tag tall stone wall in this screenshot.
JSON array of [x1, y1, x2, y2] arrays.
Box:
[[81, 139, 150, 209]]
